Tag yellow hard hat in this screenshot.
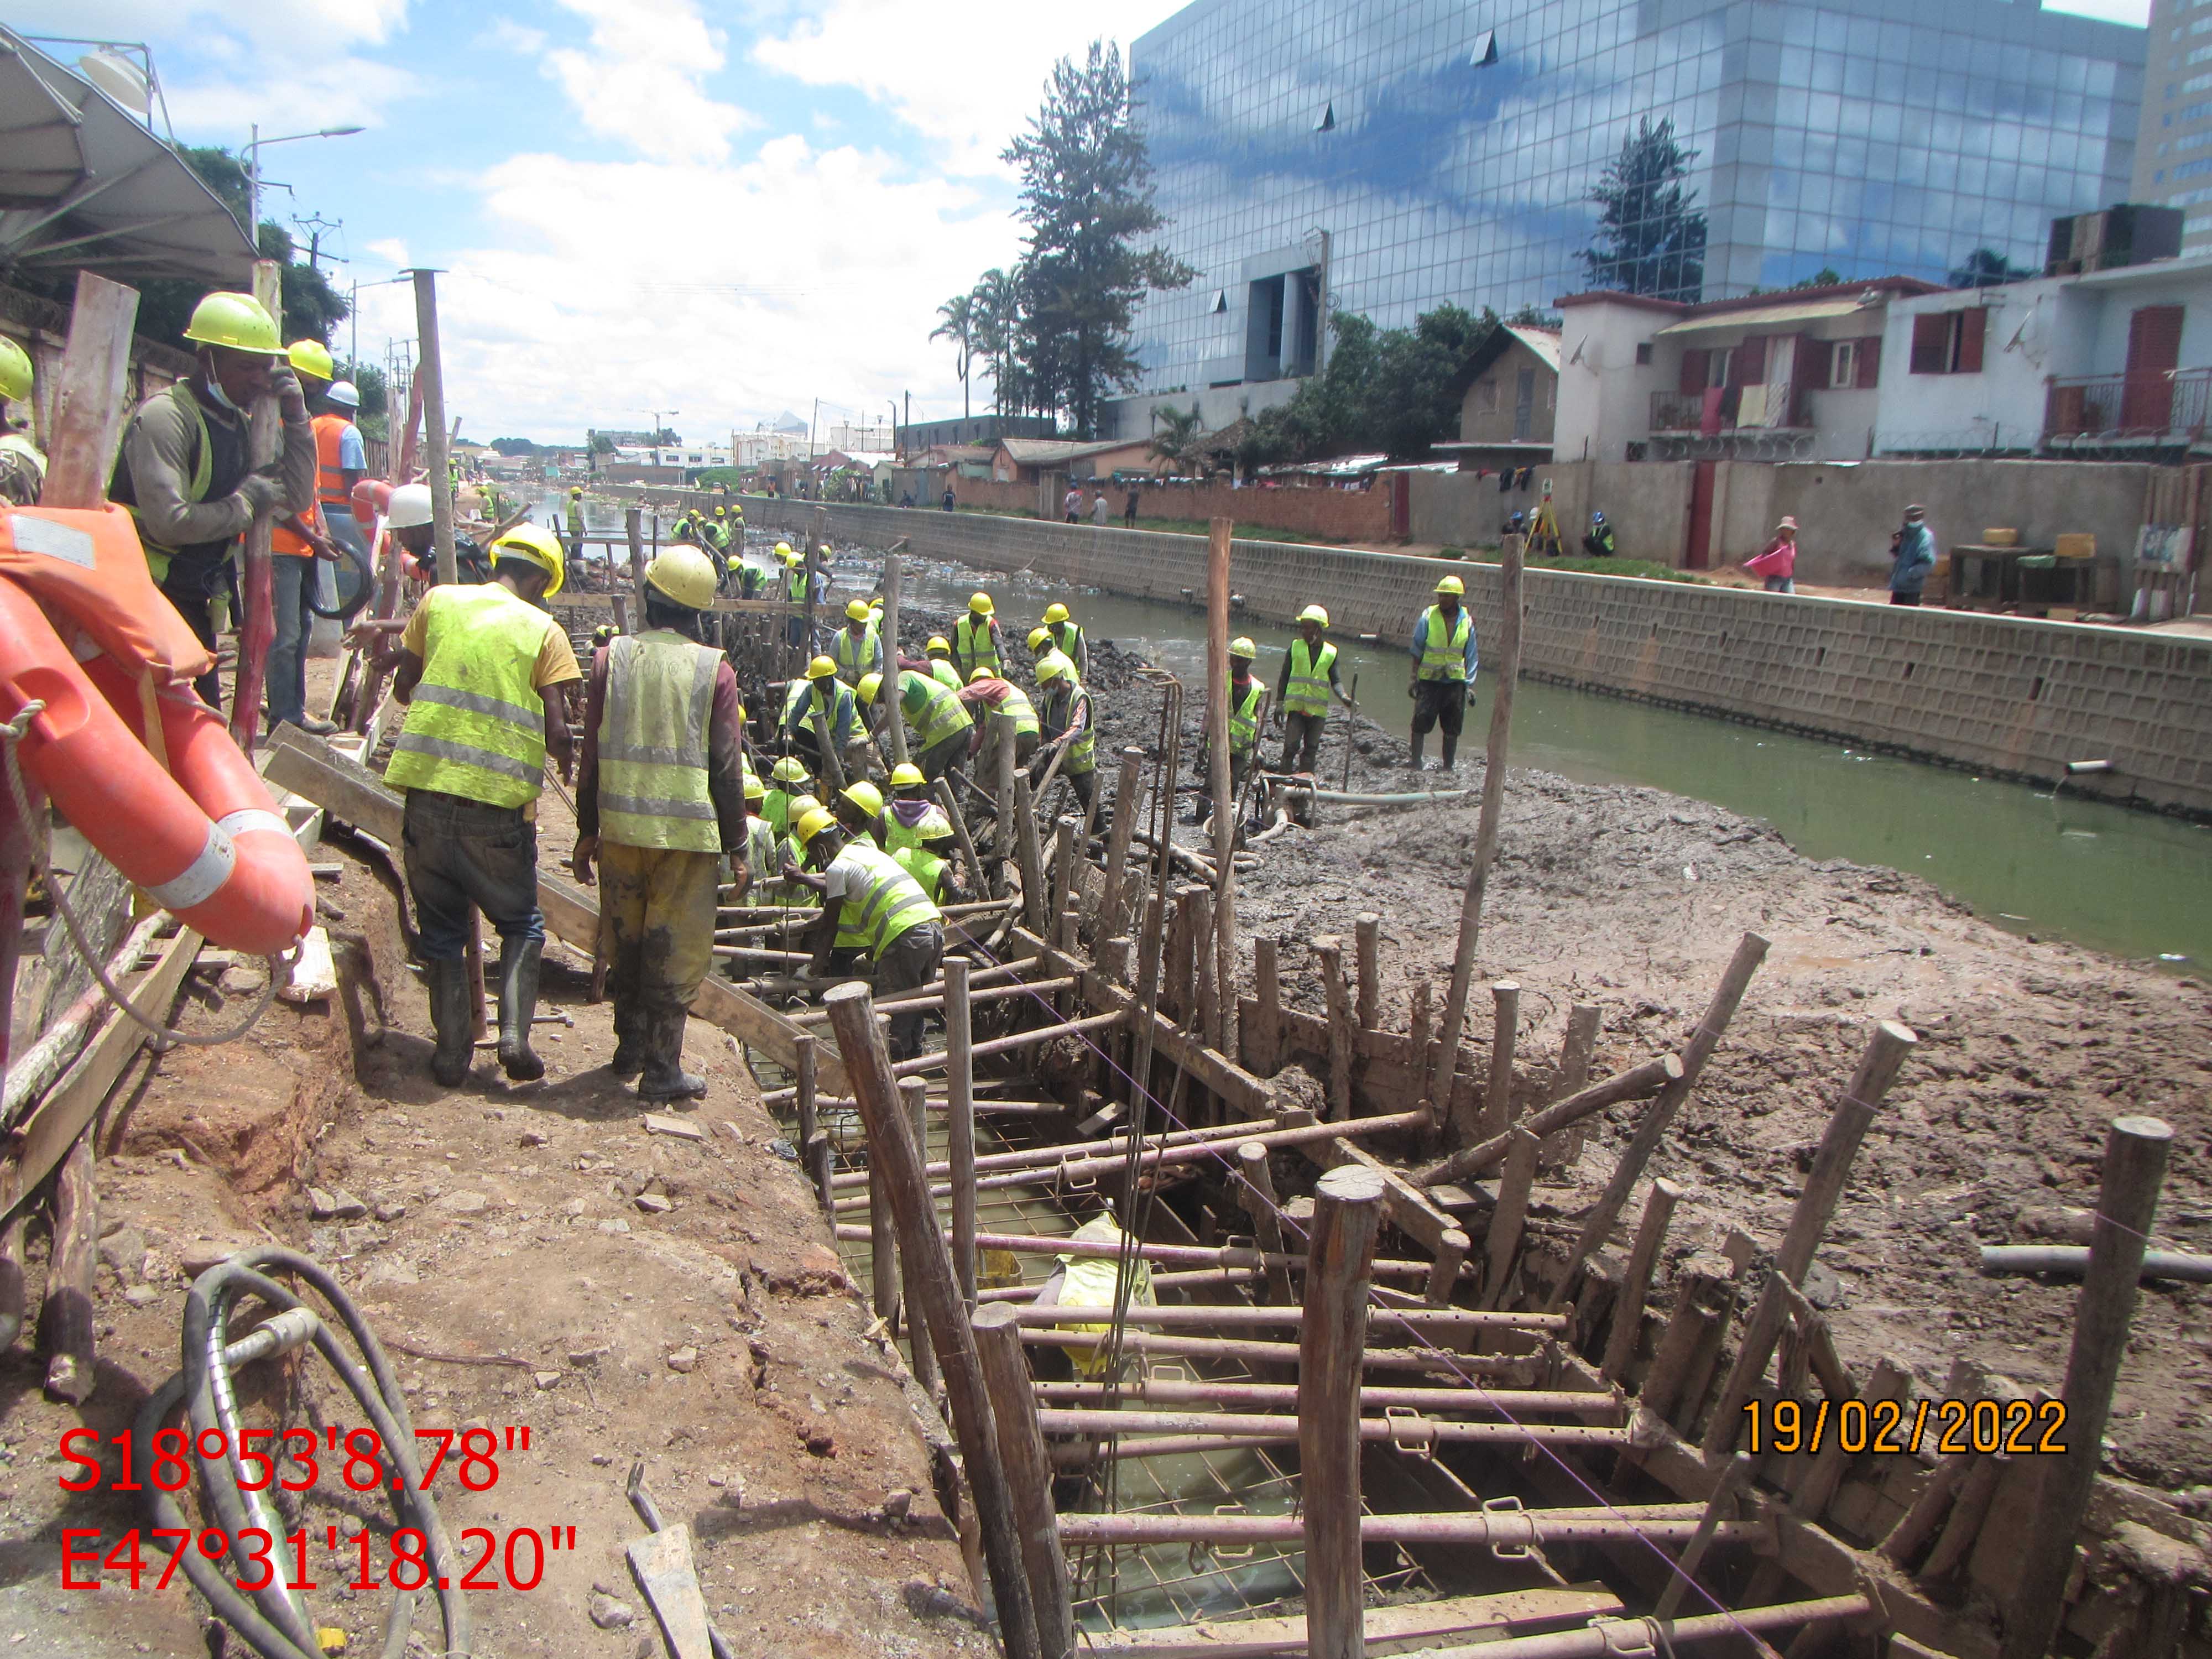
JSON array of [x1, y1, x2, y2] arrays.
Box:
[[287, 339, 335, 383], [1434, 575, 1465, 597], [968, 592, 994, 615], [792, 806, 838, 848], [182, 291, 283, 356], [855, 672, 884, 705], [789, 793, 823, 820], [1229, 636, 1257, 660], [917, 817, 954, 842], [889, 763, 926, 789], [771, 757, 811, 784], [1043, 602, 1070, 625], [1026, 626, 1052, 651], [774, 541, 795, 560], [968, 667, 995, 684], [0, 335, 31, 405], [713, 504, 726, 515], [570, 486, 583, 497], [1035, 655, 1070, 686], [489, 524, 566, 594], [925, 635, 951, 655], [806, 655, 838, 680], [744, 770, 766, 800], [839, 781, 884, 818], [1298, 604, 1329, 627], [645, 545, 717, 610], [845, 598, 870, 622]]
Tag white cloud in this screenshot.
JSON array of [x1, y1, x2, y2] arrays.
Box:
[[540, 0, 755, 165], [750, 0, 1189, 175], [366, 238, 410, 267]]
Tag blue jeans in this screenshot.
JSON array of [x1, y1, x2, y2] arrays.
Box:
[[401, 789, 544, 959], [267, 554, 317, 728]]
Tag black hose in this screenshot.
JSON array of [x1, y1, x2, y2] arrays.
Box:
[[307, 537, 375, 623], [132, 1249, 472, 1659]]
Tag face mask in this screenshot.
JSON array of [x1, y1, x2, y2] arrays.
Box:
[[203, 376, 241, 413]]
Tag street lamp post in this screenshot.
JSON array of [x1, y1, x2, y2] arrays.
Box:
[[244, 122, 365, 242]]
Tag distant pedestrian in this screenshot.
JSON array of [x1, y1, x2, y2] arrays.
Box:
[[1063, 485, 1082, 523], [1124, 486, 1139, 528], [1091, 490, 1109, 526], [1889, 505, 1936, 606], [942, 484, 956, 511], [1745, 515, 1798, 593]]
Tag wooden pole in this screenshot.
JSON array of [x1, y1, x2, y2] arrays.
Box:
[[946, 957, 978, 1308], [42, 272, 139, 508], [870, 1139, 900, 1333], [2000, 1114, 2172, 1659], [1353, 915, 1381, 1032], [229, 259, 285, 752], [1315, 936, 1352, 1121], [991, 713, 1020, 894], [883, 544, 909, 765], [410, 270, 458, 587], [1481, 1127, 1542, 1310], [1237, 1142, 1295, 1304], [820, 984, 1041, 1659], [39, 1135, 97, 1402], [899, 1078, 940, 1399], [1014, 776, 1047, 934], [1205, 517, 1240, 1070], [932, 778, 988, 903], [0, 1212, 24, 1351], [1550, 1001, 1602, 1166], [1600, 1178, 1682, 1383], [1192, 885, 1220, 1055], [805, 1130, 833, 1216], [1099, 748, 1146, 933], [1651, 1453, 1755, 1621], [1300, 1165, 1385, 1659], [1251, 935, 1282, 1077], [1428, 541, 1523, 1115], [625, 507, 648, 618], [1482, 980, 1520, 1138], [1050, 816, 1077, 944], [1544, 932, 1768, 1310], [971, 1305, 1075, 1659], [1413, 1053, 1681, 1188]]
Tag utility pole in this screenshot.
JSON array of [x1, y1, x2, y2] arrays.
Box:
[[410, 269, 458, 586]]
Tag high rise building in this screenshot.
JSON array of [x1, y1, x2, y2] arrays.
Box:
[[1117, 0, 2146, 435], [2134, 0, 2212, 254]]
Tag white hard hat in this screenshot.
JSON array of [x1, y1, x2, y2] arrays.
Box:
[[325, 379, 361, 410], [387, 482, 434, 529]]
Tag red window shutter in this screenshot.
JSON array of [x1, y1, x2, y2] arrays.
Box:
[[1909, 314, 1948, 374], [2127, 305, 2184, 374], [1736, 336, 1767, 385], [1957, 309, 1985, 373], [1856, 334, 1882, 389], [1798, 338, 1832, 388], [1679, 348, 1709, 395]]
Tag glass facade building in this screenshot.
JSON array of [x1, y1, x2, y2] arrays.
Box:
[[1121, 0, 2146, 421]]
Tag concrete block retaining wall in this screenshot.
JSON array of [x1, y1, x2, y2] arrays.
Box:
[[618, 488, 2212, 817]]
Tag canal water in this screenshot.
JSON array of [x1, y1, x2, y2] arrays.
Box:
[[556, 498, 2212, 971]]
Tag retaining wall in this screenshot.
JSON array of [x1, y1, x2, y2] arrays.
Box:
[[622, 488, 2212, 817]]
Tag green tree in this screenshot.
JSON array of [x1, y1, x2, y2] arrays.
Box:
[[930, 291, 978, 419], [1243, 303, 1496, 463], [1790, 267, 1845, 290], [969, 267, 1022, 417], [1581, 118, 1707, 301], [1950, 247, 2027, 289], [1002, 40, 1195, 436], [1505, 304, 1562, 329], [1148, 404, 1206, 471], [336, 360, 387, 421]]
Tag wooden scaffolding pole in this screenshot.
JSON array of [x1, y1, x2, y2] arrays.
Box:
[[229, 259, 285, 753], [1205, 518, 1240, 1068], [410, 269, 458, 587], [1301, 1164, 1385, 1659]]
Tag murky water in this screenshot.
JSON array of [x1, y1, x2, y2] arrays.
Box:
[[552, 498, 2212, 970]]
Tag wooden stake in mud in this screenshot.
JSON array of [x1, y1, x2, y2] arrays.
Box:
[[899, 1078, 941, 1399], [820, 984, 1042, 1659], [990, 713, 1020, 896], [411, 269, 459, 587], [39, 1135, 97, 1402], [1301, 1165, 1386, 1659], [1014, 776, 1047, 935], [1483, 980, 1520, 1138], [625, 507, 648, 619], [2000, 1114, 2172, 1659], [1314, 936, 1352, 1121], [1481, 1127, 1542, 1310], [1251, 936, 1282, 1078], [1204, 517, 1240, 1068], [1414, 1052, 1681, 1188], [1430, 539, 1523, 1118], [1099, 748, 1146, 935], [230, 259, 285, 752], [1050, 817, 1078, 945], [1601, 1178, 1682, 1384], [882, 542, 909, 765], [1237, 1142, 1294, 1304], [42, 272, 139, 508], [972, 1305, 1076, 1659], [1354, 915, 1381, 1032], [932, 778, 988, 905], [1545, 932, 1768, 1311], [1549, 1001, 1602, 1166], [945, 957, 978, 1307]]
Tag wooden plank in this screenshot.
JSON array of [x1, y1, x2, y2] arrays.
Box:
[[1298, 1126, 1459, 1256], [1031, 936, 1273, 1118], [41, 272, 140, 509], [625, 1524, 712, 1659], [1083, 1585, 1621, 1657], [0, 926, 201, 1225]]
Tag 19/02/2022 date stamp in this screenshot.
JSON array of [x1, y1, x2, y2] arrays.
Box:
[[1739, 1397, 2068, 1457]]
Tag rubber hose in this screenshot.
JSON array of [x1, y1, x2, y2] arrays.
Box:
[[307, 536, 375, 623], [134, 1249, 472, 1659]]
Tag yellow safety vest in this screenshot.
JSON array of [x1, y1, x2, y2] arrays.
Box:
[[954, 614, 1000, 676], [763, 787, 797, 837], [975, 681, 1041, 739], [1284, 638, 1337, 717], [1047, 620, 1087, 666], [1044, 682, 1095, 776], [1418, 604, 1473, 682], [831, 622, 880, 683], [927, 659, 963, 692], [830, 843, 939, 955], [596, 629, 722, 853], [782, 677, 854, 747], [1227, 676, 1264, 756], [898, 670, 973, 751], [786, 566, 810, 603], [386, 585, 555, 808], [893, 844, 947, 904], [883, 802, 952, 854]]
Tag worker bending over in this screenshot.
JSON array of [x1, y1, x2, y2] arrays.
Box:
[[784, 810, 944, 1060], [1032, 655, 1098, 813], [1275, 604, 1356, 774], [762, 755, 812, 837], [833, 780, 885, 846], [1408, 573, 1479, 772], [1026, 627, 1075, 687], [954, 592, 1003, 680], [1037, 603, 1089, 682], [384, 524, 580, 1086], [961, 670, 1041, 781], [881, 763, 953, 852], [858, 667, 974, 782], [1196, 637, 1265, 827], [780, 656, 864, 773], [0, 336, 45, 505], [924, 636, 963, 690]]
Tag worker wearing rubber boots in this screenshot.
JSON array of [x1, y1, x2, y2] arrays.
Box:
[[923, 637, 963, 691], [857, 668, 974, 782], [385, 523, 580, 1087], [110, 290, 317, 711], [1038, 602, 1089, 682], [1409, 573, 1479, 772], [1196, 637, 1266, 828], [0, 335, 45, 506], [1032, 655, 1098, 814], [1276, 604, 1355, 775], [953, 592, 1002, 680], [571, 546, 749, 1101], [779, 656, 863, 772], [784, 809, 943, 1061], [831, 598, 883, 684]]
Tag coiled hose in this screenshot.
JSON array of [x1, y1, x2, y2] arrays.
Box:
[[131, 1248, 472, 1659]]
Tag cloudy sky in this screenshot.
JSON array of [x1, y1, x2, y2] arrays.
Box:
[[10, 0, 2148, 444]]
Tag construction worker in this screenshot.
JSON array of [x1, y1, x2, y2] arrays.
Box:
[[1032, 654, 1097, 813], [783, 808, 943, 1060], [564, 486, 587, 574], [570, 545, 747, 1100], [857, 666, 974, 782], [1276, 604, 1355, 775], [831, 598, 884, 683], [780, 655, 864, 771], [1039, 602, 1089, 681], [1409, 573, 1479, 772], [267, 340, 353, 737], [833, 779, 885, 845], [384, 482, 492, 584], [110, 290, 317, 711], [961, 669, 1041, 775], [384, 522, 580, 1087], [0, 334, 45, 505], [923, 636, 962, 691], [893, 817, 962, 904], [1026, 626, 1075, 687], [953, 592, 1002, 680], [779, 542, 816, 648], [763, 755, 812, 837], [1196, 637, 1265, 827], [881, 763, 953, 852]]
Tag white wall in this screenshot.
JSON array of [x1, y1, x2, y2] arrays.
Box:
[[1554, 302, 1672, 462]]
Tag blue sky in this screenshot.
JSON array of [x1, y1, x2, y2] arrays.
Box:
[[8, 0, 2149, 442]]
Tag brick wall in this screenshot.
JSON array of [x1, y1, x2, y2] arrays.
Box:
[[669, 491, 2212, 817]]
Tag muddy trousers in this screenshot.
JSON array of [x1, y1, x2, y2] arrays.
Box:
[[874, 921, 945, 1060], [1195, 749, 1254, 827], [598, 841, 720, 1095], [1410, 680, 1468, 769], [916, 729, 972, 784], [403, 791, 545, 1085], [1280, 711, 1325, 775]]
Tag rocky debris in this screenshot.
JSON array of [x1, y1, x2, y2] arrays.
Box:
[[642, 1113, 704, 1141], [666, 1346, 698, 1373], [902, 1579, 988, 1626], [636, 1193, 674, 1214], [587, 1592, 636, 1630], [432, 1190, 487, 1215], [307, 1187, 368, 1220]]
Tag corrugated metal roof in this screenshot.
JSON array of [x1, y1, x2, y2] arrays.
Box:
[[1654, 296, 1880, 336]]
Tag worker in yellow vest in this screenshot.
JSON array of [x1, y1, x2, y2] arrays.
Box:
[[856, 667, 975, 782], [833, 779, 886, 846], [0, 335, 45, 505], [830, 598, 884, 683], [1039, 602, 1089, 681], [892, 817, 962, 904], [784, 808, 944, 1059], [881, 763, 953, 852], [1026, 625, 1075, 688], [1196, 637, 1266, 827], [960, 670, 1041, 777], [570, 546, 749, 1100], [1032, 654, 1097, 813], [385, 523, 581, 1086], [953, 592, 1003, 680], [1275, 604, 1357, 774], [1409, 573, 1479, 772], [763, 755, 812, 837], [924, 636, 963, 691]]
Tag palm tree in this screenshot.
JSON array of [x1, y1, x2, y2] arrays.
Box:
[[971, 267, 1020, 418], [1149, 404, 1206, 473], [931, 292, 977, 418]]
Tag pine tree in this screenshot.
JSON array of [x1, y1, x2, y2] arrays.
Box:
[[1581, 118, 1707, 302]]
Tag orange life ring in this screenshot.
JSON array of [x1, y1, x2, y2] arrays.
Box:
[[0, 525, 314, 957]]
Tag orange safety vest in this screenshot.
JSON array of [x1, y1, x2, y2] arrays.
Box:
[[314, 414, 355, 509]]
